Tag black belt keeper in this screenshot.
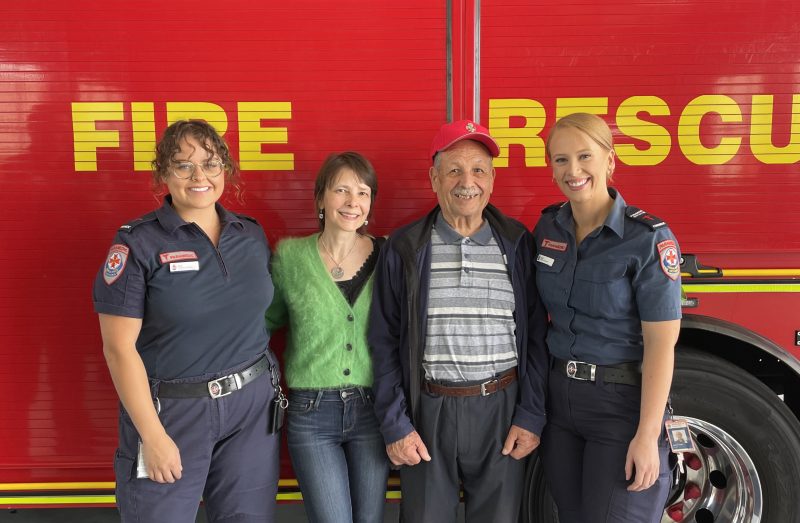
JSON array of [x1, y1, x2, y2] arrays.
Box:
[[554, 357, 642, 387], [157, 355, 270, 399]]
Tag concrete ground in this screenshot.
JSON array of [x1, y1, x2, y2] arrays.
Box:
[[2, 504, 402, 522]]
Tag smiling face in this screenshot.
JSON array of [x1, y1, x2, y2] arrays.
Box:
[[164, 136, 225, 220], [319, 168, 372, 234], [430, 139, 495, 228], [548, 126, 615, 206]]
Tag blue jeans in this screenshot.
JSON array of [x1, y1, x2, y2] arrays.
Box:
[[287, 387, 390, 523]]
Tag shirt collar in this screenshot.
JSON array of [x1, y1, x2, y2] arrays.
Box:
[[155, 195, 243, 233], [555, 187, 627, 239], [434, 210, 493, 245]]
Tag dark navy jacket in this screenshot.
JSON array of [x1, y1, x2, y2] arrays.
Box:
[[368, 204, 549, 444]]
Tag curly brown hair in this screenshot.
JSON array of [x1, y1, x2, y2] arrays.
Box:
[[151, 120, 242, 201]]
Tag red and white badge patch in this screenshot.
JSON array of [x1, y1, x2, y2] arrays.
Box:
[[104, 244, 130, 285], [159, 251, 198, 264], [542, 239, 568, 252], [657, 240, 680, 281]]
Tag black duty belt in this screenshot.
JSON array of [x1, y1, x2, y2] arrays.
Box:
[[158, 355, 270, 399], [554, 357, 641, 387], [423, 368, 517, 397]]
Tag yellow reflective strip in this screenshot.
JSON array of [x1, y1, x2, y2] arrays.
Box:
[[0, 495, 117, 505], [0, 482, 115, 491], [723, 269, 800, 277], [278, 479, 298, 487], [682, 269, 800, 278], [386, 491, 402, 500], [276, 492, 304, 501], [683, 283, 800, 293]]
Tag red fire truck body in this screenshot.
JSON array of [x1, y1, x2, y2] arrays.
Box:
[[1, 1, 798, 522]]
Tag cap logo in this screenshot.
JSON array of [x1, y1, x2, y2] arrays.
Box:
[[466, 122, 476, 132]]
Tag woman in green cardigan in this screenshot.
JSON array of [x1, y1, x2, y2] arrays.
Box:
[[266, 152, 388, 523]]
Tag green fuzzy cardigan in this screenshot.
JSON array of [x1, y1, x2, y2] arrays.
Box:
[[265, 234, 375, 389]]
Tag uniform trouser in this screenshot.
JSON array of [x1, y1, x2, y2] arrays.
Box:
[[399, 381, 525, 523], [541, 366, 671, 523], [114, 352, 281, 523], [287, 387, 390, 523]]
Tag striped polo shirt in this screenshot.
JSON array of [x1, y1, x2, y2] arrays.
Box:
[[422, 212, 518, 382]]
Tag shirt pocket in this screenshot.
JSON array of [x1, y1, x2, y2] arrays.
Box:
[[574, 262, 631, 318], [535, 255, 567, 312]]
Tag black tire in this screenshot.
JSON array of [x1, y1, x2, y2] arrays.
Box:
[[521, 450, 558, 523], [670, 347, 800, 523], [522, 347, 800, 523]]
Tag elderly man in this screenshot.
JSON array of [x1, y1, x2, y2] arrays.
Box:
[[369, 120, 549, 522]]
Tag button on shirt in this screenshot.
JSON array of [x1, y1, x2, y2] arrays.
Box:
[[533, 189, 682, 365], [93, 197, 273, 379]]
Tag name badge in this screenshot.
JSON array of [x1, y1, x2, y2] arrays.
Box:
[[536, 254, 555, 267], [170, 261, 200, 272]]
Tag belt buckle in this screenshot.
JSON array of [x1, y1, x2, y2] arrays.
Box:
[[566, 360, 595, 381], [207, 373, 242, 399], [480, 377, 499, 396]]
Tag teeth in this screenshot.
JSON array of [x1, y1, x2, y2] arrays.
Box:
[[189, 187, 210, 192], [567, 179, 588, 188]]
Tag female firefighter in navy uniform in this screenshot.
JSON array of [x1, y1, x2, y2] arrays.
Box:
[[533, 113, 682, 523], [92, 120, 281, 523]]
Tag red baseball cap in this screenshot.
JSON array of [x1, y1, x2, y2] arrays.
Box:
[[430, 119, 500, 161]]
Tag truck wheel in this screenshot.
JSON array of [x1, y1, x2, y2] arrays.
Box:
[[667, 347, 800, 523], [521, 347, 800, 523]]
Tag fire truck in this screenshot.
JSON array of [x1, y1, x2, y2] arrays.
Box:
[[1, 1, 799, 522]]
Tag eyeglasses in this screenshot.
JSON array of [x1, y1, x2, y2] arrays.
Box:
[[170, 159, 225, 180]]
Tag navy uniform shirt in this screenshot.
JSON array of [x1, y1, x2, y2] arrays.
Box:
[[93, 196, 273, 379], [533, 188, 682, 365]]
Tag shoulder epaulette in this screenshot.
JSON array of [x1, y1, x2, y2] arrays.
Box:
[[234, 213, 260, 225], [625, 206, 667, 230], [118, 212, 157, 232], [541, 202, 566, 214]]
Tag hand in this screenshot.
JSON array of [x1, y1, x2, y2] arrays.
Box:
[[386, 431, 431, 466], [625, 432, 660, 491], [502, 425, 540, 460], [142, 432, 183, 483]]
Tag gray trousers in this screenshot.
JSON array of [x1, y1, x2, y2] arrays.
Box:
[[400, 381, 525, 523]]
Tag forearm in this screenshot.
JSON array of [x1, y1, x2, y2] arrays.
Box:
[[637, 320, 680, 438], [104, 346, 165, 443]]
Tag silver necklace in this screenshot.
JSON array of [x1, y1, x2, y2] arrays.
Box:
[[319, 234, 359, 279]]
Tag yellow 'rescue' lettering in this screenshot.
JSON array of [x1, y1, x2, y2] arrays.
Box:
[[71, 101, 294, 172], [72, 102, 124, 171], [488, 99, 546, 167], [750, 94, 800, 164], [615, 96, 671, 166], [489, 93, 799, 167], [237, 102, 294, 171], [678, 95, 742, 165]]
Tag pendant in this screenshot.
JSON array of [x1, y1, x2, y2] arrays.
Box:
[[330, 266, 344, 279]]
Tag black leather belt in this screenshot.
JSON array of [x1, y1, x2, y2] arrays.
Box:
[[554, 357, 641, 387], [157, 355, 270, 399]]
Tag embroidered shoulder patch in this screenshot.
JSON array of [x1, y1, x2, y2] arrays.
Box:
[[104, 244, 130, 285], [657, 240, 680, 280]]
